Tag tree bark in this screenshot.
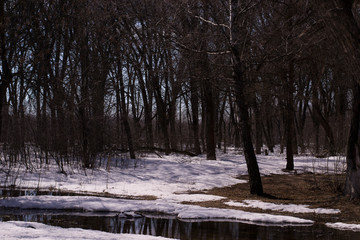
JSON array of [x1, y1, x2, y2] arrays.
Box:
[[190, 74, 201, 155], [345, 84, 360, 198], [204, 81, 216, 160], [230, 0, 263, 195], [254, 99, 262, 155], [233, 60, 263, 195], [284, 61, 295, 170], [0, 0, 11, 144], [118, 61, 136, 159]]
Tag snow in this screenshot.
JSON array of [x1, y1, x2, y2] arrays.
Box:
[[0, 221, 175, 240], [0, 195, 314, 225], [0, 151, 345, 200], [225, 200, 340, 214], [0, 148, 356, 238], [0, 153, 247, 200], [326, 222, 360, 232]]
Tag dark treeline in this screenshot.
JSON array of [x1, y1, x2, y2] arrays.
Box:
[[1, 1, 360, 196]]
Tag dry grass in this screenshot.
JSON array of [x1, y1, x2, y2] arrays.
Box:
[[184, 173, 360, 224]]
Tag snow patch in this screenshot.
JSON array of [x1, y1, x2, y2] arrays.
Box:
[[225, 200, 340, 214], [326, 222, 360, 232], [0, 195, 314, 226], [0, 221, 176, 240], [161, 194, 225, 203]]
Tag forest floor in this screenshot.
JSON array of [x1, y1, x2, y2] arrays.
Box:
[[188, 173, 360, 224]]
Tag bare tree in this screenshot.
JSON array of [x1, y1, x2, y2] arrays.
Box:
[[313, 0, 360, 198]]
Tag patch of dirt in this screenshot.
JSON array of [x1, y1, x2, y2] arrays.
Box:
[[184, 173, 360, 224]]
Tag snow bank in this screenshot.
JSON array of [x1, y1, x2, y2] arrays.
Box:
[[0, 151, 346, 203], [0, 153, 247, 199], [176, 205, 313, 225], [326, 222, 360, 232], [0, 221, 175, 240], [0, 195, 314, 226], [161, 194, 225, 203], [225, 200, 340, 214]]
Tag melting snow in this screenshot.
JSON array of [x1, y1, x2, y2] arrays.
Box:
[[225, 200, 340, 214], [0, 149, 355, 238], [0, 221, 175, 240], [326, 222, 360, 232]]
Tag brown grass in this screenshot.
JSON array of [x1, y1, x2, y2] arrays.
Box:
[[183, 173, 360, 224]]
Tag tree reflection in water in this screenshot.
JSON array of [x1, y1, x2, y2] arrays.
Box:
[[0, 211, 358, 240]]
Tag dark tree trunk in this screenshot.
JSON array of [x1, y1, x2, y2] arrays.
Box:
[[138, 71, 154, 148], [335, 79, 347, 153], [295, 99, 308, 154], [285, 109, 295, 170], [311, 66, 336, 155], [79, 31, 91, 168], [190, 76, 201, 155], [263, 107, 275, 153], [345, 84, 360, 198], [254, 99, 262, 155], [204, 82, 216, 160], [0, 0, 11, 144], [231, 28, 263, 195], [284, 61, 295, 170], [118, 61, 136, 159], [233, 63, 263, 195], [154, 80, 171, 155], [229, 97, 241, 148], [230, 0, 262, 195], [217, 93, 227, 150]]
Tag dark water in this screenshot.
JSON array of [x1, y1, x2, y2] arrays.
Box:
[[0, 188, 81, 198], [0, 189, 359, 239], [0, 210, 359, 240]]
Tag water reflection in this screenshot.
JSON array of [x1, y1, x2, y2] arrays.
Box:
[[0, 211, 358, 240], [0, 188, 73, 198]]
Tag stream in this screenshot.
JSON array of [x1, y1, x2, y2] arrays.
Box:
[[0, 189, 359, 239]]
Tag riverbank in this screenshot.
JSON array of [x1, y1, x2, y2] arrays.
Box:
[[187, 173, 360, 227], [1, 149, 359, 235]]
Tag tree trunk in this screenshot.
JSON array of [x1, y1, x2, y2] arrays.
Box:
[[137, 70, 154, 148], [154, 82, 171, 155], [190, 75, 201, 155], [345, 84, 360, 198], [0, 0, 11, 144], [231, 1, 263, 194], [79, 32, 91, 168], [233, 62, 263, 195], [311, 66, 336, 155], [284, 61, 295, 170], [263, 110, 275, 153], [118, 61, 136, 159], [204, 82, 216, 160], [217, 93, 226, 150], [335, 74, 347, 153], [254, 99, 262, 154]]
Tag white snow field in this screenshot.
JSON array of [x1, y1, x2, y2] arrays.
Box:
[[0, 149, 358, 238]]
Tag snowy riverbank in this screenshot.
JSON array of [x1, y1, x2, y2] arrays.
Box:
[[1, 149, 358, 239]]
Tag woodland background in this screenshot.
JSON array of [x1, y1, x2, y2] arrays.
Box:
[[0, 0, 357, 172]]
